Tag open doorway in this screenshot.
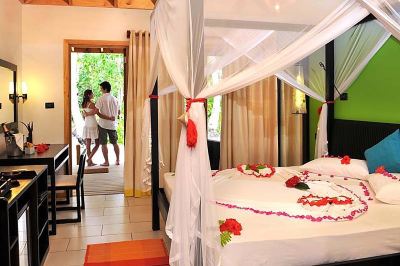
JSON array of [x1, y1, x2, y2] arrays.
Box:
[[64, 40, 128, 195]]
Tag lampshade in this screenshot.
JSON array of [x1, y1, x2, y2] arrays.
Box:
[[292, 89, 307, 114], [22, 82, 28, 95], [295, 63, 304, 84], [290, 64, 307, 114]]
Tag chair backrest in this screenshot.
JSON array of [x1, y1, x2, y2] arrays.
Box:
[[76, 151, 87, 187]]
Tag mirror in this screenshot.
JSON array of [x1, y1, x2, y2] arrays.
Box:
[[0, 59, 17, 123]]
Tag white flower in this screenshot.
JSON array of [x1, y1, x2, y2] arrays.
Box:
[[259, 167, 273, 176]]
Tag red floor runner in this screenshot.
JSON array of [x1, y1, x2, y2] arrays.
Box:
[[84, 239, 169, 266]]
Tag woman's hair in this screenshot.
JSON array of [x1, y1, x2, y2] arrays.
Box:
[[81, 89, 93, 108]]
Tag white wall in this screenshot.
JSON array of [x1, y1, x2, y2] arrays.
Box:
[[0, 0, 22, 65], [21, 5, 151, 143], [0, 0, 23, 123]]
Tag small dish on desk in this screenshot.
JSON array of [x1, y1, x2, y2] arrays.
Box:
[[25, 146, 35, 155]]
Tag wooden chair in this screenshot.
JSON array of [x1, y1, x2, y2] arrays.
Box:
[[50, 152, 86, 224]]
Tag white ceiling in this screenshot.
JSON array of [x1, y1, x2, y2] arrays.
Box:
[[205, 0, 344, 25]]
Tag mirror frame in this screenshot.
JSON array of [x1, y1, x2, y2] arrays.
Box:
[[0, 58, 18, 122]]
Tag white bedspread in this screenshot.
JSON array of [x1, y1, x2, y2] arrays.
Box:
[[163, 167, 400, 265]]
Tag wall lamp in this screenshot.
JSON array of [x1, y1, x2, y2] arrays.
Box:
[[292, 63, 307, 114], [292, 89, 307, 114], [9, 82, 28, 103]]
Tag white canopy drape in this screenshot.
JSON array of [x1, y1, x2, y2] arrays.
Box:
[[361, 0, 400, 39], [147, 0, 400, 265], [279, 20, 389, 157]]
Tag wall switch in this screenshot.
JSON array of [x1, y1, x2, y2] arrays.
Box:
[[45, 102, 55, 109]]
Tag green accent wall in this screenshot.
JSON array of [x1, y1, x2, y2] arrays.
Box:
[[309, 36, 400, 158]]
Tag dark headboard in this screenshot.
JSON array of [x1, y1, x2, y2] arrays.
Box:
[[329, 119, 400, 160]]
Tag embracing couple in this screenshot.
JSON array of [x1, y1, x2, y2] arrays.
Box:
[[81, 81, 120, 167]]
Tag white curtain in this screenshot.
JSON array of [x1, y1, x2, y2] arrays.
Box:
[[334, 20, 390, 96], [279, 20, 389, 158], [154, 1, 219, 265], [124, 31, 151, 197], [138, 13, 160, 192], [198, 1, 368, 98], [360, 0, 400, 39], [317, 20, 389, 158], [150, 0, 400, 265]]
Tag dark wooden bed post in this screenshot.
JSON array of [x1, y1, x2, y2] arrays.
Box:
[[303, 95, 310, 163], [325, 40, 335, 154], [277, 78, 282, 166], [302, 57, 310, 163], [151, 80, 160, 231]]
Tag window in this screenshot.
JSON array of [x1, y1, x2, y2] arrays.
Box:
[[207, 70, 222, 141]]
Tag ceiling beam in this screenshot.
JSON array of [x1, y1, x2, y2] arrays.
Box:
[[22, 0, 154, 9], [106, 0, 115, 7], [116, 0, 154, 9], [24, 0, 69, 5]]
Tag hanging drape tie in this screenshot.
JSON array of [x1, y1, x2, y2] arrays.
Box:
[[185, 98, 206, 148], [318, 101, 335, 115], [149, 95, 159, 99], [185, 98, 206, 112]]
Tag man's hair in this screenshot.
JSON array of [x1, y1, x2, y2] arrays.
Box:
[[100, 81, 111, 92]]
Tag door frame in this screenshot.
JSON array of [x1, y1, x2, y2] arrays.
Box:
[[63, 39, 129, 173]]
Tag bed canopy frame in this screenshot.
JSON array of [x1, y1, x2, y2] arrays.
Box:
[[143, 1, 400, 265]]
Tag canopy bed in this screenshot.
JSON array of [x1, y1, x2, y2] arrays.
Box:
[[141, 0, 400, 265], [158, 119, 400, 265]]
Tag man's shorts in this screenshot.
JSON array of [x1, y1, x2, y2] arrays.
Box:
[[98, 125, 118, 145]]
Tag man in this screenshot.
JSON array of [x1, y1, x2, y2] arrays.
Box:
[[96, 81, 120, 166]]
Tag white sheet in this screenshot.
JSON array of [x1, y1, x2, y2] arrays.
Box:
[[163, 167, 400, 265]]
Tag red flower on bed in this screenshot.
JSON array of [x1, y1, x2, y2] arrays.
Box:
[[375, 165, 387, 174], [236, 164, 275, 178], [374, 165, 398, 180], [340, 155, 351, 165], [219, 218, 242, 247], [298, 194, 353, 207], [220, 218, 242, 235], [249, 164, 258, 171], [285, 175, 301, 188]]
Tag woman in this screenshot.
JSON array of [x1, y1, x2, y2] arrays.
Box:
[[81, 89, 100, 166]]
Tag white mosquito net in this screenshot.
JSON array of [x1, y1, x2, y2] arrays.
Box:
[[143, 1, 400, 265], [279, 19, 390, 157]]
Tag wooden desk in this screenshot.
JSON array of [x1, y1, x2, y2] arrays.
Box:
[[0, 144, 69, 235], [0, 165, 49, 266]]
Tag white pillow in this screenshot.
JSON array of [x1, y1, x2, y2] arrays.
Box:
[[368, 173, 400, 204], [300, 157, 369, 180]]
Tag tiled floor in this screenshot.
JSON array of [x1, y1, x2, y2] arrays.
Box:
[[18, 194, 167, 266]]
